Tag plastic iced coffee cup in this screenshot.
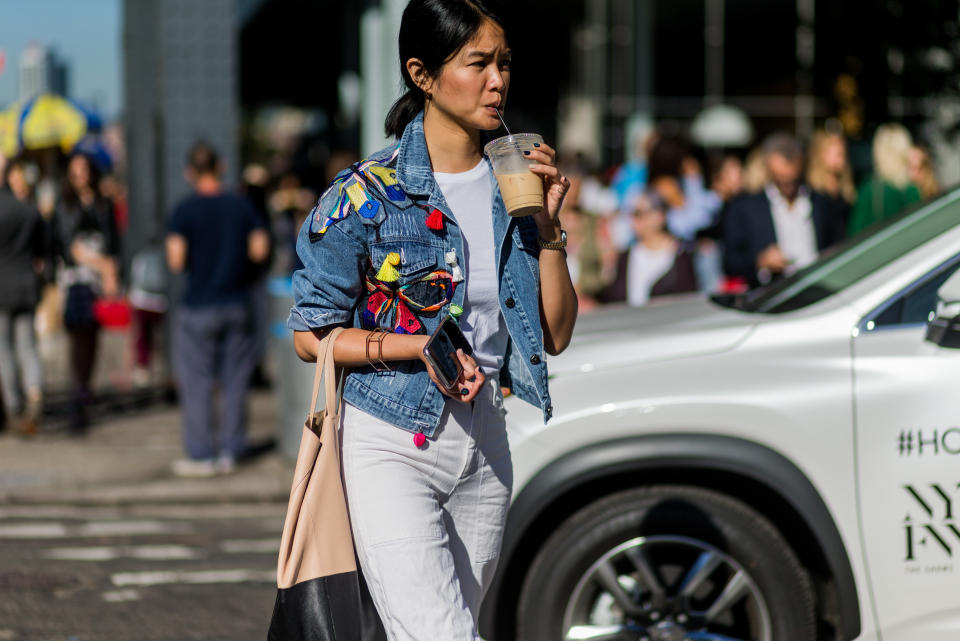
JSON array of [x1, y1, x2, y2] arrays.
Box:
[[484, 134, 545, 217]]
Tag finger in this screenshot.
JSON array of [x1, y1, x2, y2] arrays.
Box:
[[535, 142, 557, 161], [523, 149, 554, 166], [456, 349, 478, 380], [528, 164, 562, 182], [457, 369, 486, 403]]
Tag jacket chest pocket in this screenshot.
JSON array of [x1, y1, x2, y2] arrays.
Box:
[[365, 240, 450, 335], [370, 240, 439, 284]]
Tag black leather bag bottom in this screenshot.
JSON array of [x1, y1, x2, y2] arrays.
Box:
[[267, 570, 385, 641]]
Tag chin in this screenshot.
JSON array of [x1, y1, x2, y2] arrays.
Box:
[[476, 113, 503, 132]]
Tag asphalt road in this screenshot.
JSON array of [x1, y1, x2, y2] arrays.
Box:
[[0, 502, 287, 641]]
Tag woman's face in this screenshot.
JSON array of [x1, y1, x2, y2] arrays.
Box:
[[425, 20, 511, 132], [822, 137, 846, 174], [7, 166, 28, 201], [632, 205, 666, 238], [68, 156, 91, 190]]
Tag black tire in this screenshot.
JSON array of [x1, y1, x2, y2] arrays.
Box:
[[517, 485, 816, 641]]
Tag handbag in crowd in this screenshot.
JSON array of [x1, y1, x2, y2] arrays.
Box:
[[267, 328, 385, 641]]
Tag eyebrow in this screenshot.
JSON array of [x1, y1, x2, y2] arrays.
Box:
[[465, 49, 512, 59]]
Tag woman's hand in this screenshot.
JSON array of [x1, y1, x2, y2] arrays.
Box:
[[527, 142, 571, 239], [420, 348, 486, 403]]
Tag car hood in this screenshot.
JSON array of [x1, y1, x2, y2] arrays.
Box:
[[547, 297, 757, 376]]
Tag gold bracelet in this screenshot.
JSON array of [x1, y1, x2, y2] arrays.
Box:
[[365, 329, 391, 371]]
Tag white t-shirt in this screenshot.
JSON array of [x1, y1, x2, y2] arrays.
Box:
[[765, 185, 818, 275], [626, 244, 676, 307], [434, 160, 508, 374]]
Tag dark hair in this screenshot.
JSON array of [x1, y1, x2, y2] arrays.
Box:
[[61, 152, 104, 208], [384, 0, 506, 139], [186, 141, 220, 176], [2, 155, 29, 191], [646, 135, 689, 183], [762, 132, 804, 163]]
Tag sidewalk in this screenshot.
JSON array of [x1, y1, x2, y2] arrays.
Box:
[[0, 389, 295, 506]]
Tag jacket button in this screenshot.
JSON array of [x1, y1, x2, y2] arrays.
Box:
[[530, 354, 541, 365], [505, 298, 516, 308]]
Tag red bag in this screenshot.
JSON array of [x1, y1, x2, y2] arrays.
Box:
[[93, 298, 132, 329]]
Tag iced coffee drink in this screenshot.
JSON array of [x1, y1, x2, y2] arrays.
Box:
[[484, 134, 545, 217]]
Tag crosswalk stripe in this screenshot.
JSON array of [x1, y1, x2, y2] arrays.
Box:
[[102, 589, 141, 603], [111, 569, 275, 587], [45, 545, 198, 561], [0, 520, 191, 539]]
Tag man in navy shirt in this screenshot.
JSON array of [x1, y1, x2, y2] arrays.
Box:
[[166, 142, 269, 476]]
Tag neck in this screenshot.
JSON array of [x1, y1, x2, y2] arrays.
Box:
[[641, 231, 674, 250], [422, 103, 484, 173], [194, 174, 222, 196]]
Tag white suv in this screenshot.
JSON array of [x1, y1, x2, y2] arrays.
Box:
[[480, 190, 960, 641]]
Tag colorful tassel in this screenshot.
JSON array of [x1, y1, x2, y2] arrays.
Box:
[[395, 301, 423, 334], [425, 208, 445, 231], [445, 250, 464, 283], [376, 253, 402, 282]]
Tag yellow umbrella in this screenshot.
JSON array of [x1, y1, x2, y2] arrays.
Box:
[[19, 93, 89, 152], [0, 103, 19, 158]]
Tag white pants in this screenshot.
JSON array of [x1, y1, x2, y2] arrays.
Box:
[[341, 379, 512, 641]]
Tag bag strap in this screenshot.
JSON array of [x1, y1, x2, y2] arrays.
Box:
[[307, 327, 346, 422]]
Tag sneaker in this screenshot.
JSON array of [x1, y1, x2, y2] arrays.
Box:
[[172, 458, 217, 478], [131, 367, 151, 389], [215, 455, 237, 475]]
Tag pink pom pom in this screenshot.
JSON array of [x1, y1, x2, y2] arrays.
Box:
[[413, 433, 427, 448]]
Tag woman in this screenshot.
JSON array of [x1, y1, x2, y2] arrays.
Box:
[[602, 193, 698, 306], [847, 123, 921, 236], [806, 130, 855, 205], [52, 153, 120, 432], [645, 135, 720, 242], [0, 158, 46, 434], [908, 142, 939, 201], [289, 1, 577, 638]]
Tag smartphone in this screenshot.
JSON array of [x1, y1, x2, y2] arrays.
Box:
[[422, 315, 472, 392]]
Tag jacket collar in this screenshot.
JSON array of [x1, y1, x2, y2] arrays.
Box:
[[394, 112, 434, 197], [393, 111, 514, 250]]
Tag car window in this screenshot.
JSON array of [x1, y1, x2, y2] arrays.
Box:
[[871, 259, 960, 328], [713, 190, 960, 314]]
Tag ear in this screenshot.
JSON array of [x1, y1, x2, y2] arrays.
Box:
[[406, 58, 434, 95]]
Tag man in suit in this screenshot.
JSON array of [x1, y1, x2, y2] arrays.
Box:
[[723, 133, 846, 288]]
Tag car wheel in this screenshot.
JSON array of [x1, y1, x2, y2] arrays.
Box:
[[517, 485, 816, 641]]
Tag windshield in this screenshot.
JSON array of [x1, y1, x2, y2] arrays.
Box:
[[713, 190, 960, 314]]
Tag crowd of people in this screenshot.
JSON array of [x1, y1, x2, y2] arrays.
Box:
[[0, 152, 126, 436], [559, 123, 940, 311], [0, 120, 942, 453]]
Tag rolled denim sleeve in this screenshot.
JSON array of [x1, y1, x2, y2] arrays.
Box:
[[287, 194, 368, 332]]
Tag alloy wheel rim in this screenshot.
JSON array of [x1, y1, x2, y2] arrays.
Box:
[[561, 535, 772, 641]]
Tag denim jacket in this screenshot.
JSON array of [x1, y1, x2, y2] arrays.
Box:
[[288, 113, 553, 436]]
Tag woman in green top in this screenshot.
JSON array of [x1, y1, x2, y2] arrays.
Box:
[[847, 123, 921, 236]]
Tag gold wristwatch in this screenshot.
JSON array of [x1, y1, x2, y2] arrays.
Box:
[[537, 230, 567, 251]]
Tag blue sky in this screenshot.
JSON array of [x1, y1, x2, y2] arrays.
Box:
[[0, 0, 121, 118]]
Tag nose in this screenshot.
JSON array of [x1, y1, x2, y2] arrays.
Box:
[[488, 67, 505, 92]]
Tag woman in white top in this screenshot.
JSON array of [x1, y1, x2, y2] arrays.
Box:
[[290, 1, 577, 639]]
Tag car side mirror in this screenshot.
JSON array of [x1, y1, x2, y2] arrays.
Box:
[[926, 269, 960, 348]]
